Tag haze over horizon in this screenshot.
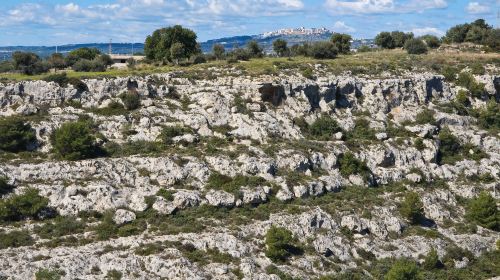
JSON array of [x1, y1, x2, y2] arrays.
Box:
[[0, 0, 498, 46]]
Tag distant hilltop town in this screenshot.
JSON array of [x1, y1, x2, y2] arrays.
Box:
[[261, 27, 330, 38]]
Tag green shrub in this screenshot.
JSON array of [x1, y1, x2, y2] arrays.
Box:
[[477, 100, 500, 131], [265, 226, 302, 262], [467, 191, 498, 231], [385, 259, 421, 280], [0, 118, 36, 153], [72, 58, 106, 72], [470, 63, 485, 75], [106, 269, 122, 280], [51, 121, 101, 160], [119, 92, 141, 110], [415, 109, 436, 125], [159, 126, 192, 145], [301, 68, 314, 79], [0, 230, 34, 249], [338, 152, 370, 179], [441, 66, 459, 82], [437, 128, 462, 165], [456, 72, 485, 98], [414, 138, 425, 151], [422, 248, 442, 270], [347, 118, 377, 140], [404, 39, 428, 54], [92, 101, 127, 116], [206, 172, 267, 194], [0, 176, 14, 195], [309, 115, 341, 140], [35, 268, 65, 280], [330, 33, 352, 54], [357, 45, 373, 52], [309, 41, 338, 59], [420, 35, 441, 49], [399, 192, 424, 224], [0, 188, 48, 222], [34, 216, 85, 239], [156, 189, 174, 201]]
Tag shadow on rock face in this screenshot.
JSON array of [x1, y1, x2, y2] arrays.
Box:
[[259, 83, 286, 106]]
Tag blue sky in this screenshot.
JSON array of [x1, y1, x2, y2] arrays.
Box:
[[0, 0, 497, 46]]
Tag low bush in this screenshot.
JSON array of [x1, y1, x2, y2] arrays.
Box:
[[34, 216, 85, 239], [441, 66, 459, 82], [159, 126, 192, 145], [338, 152, 370, 179], [422, 248, 443, 270], [309, 41, 338, 59], [347, 118, 377, 140], [72, 58, 106, 72], [0, 188, 49, 222], [466, 191, 498, 231], [404, 39, 428, 54], [206, 172, 267, 194], [437, 128, 462, 165], [35, 268, 65, 280], [477, 100, 500, 132], [0, 176, 14, 195], [51, 120, 101, 160], [106, 270, 122, 280], [415, 109, 436, 125], [0, 117, 36, 153], [119, 92, 141, 110], [0, 230, 34, 249], [399, 192, 424, 224], [456, 72, 486, 98], [308, 115, 342, 140], [385, 259, 421, 280], [265, 226, 302, 263]]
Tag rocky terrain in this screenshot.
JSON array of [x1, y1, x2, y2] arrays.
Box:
[[0, 66, 499, 279]]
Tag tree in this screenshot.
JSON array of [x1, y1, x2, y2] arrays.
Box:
[[445, 24, 470, 43], [385, 259, 421, 280], [212, 44, 225, 60], [420, 35, 441, 49], [65, 47, 101, 66], [375, 32, 395, 49], [391, 31, 413, 48], [12, 52, 48, 75], [467, 191, 498, 230], [265, 226, 301, 262], [144, 25, 198, 62], [97, 54, 114, 67], [273, 39, 289, 57], [246, 40, 264, 58], [47, 53, 66, 70], [309, 41, 338, 59], [404, 39, 428, 54], [0, 118, 36, 153], [170, 42, 185, 65], [484, 28, 500, 51], [331, 33, 352, 54], [399, 192, 424, 224], [51, 121, 99, 160]]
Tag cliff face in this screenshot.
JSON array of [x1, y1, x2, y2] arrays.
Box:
[[0, 72, 499, 279]]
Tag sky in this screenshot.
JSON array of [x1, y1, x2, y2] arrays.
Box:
[[0, 0, 498, 46]]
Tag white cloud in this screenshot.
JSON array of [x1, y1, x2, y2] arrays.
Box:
[[333, 21, 356, 32], [466, 2, 489, 14], [56, 3, 80, 14], [411, 27, 444, 36], [324, 0, 447, 14]]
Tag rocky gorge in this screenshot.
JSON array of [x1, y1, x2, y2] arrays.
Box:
[[0, 66, 499, 279]]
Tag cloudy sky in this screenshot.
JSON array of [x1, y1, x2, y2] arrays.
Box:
[[0, 0, 497, 46]]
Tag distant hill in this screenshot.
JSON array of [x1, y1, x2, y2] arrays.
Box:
[[0, 29, 375, 61]]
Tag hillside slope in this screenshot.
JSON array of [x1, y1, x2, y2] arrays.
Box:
[[0, 64, 499, 279]]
